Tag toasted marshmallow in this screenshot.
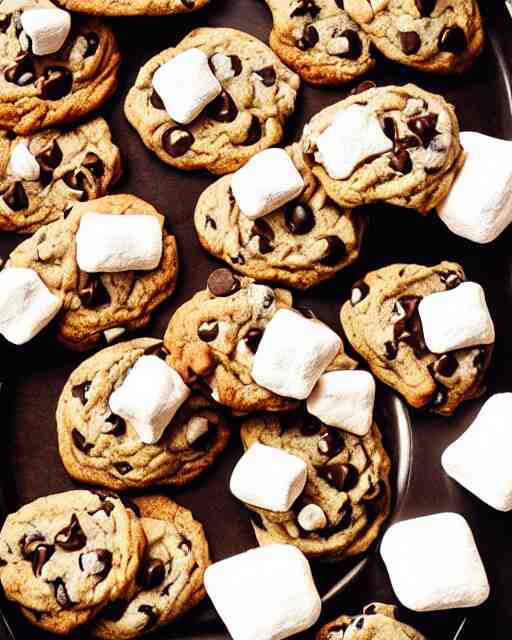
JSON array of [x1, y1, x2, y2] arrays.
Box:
[[152, 48, 221, 125], [109, 355, 190, 444], [438, 132, 512, 243], [307, 370, 375, 436], [0, 267, 61, 345], [204, 544, 321, 640], [418, 282, 495, 353], [231, 148, 305, 220], [76, 213, 163, 273], [251, 309, 341, 400], [230, 443, 307, 512], [314, 104, 392, 180], [381, 513, 490, 611], [8, 143, 40, 181], [20, 8, 71, 57]]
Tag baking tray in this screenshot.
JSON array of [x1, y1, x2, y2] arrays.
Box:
[[0, 1, 511, 638]]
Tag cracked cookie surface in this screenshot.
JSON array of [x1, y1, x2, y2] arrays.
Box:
[[56, 0, 210, 16]]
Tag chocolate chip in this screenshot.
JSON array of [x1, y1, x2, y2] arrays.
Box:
[[31, 544, 55, 577], [249, 510, 265, 530], [162, 127, 194, 157], [179, 538, 192, 553], [138, 605, 159, 631], [336, 504, 353, 529], [365, 604, 377, 615], [400, 31, 421, 55], [79, 549, 112, 580], [407, 113, 438, 148], [54, 579, 72, 608], [415, 0, 436, 16], [300, 414, 322, 436], [150, 90, 165, 110], [83, 32, 100, 57], [229, 55, 243, 76], [41, 66, 73, 101], [397, 134, 421, 149], [298, 24, 319, 50], [393, 296, 427, 356], [79, 278, 111, 308], [37, 140, 63, 171], [62, 169, 87, 199], [320, 462, 358, 491], [439, 271, 462, 289], [252, 219, 275, 254], [242, 116, 262, 146], [355, 617, 365, 630], [244, 329, 263, 354], [0, 14, 11, 32], [473, 347, 487, 371], [381, 116, 396, 143], [384, 340, 397, 360], [317, 428, 344, 457], [350, 80, 376, 95], [20, 532, 45, 557], [205, 90, 238, 123], [284, 203, 315, 234], [351, 280, 369, 305], [55, 514, 86, 551], [72, 429, 94, 454], [1, 182, 28, 211], [198, 320, 219, 342], [439, 26, 467, 53], [113, 462, 133, 475], [334, 0, 344, 6], [390, 148, 412, 174], [205, 214, 216, 230], [207, 268, 240, 297], [103, 414, 126, 437], [143, 342, 168, 358], [5, 54, 36, 86], [137, 558, 166, 590], [434, 354, 458, 377], [100, 599, 128, 621], [335, 29, 362, 59], [291, 0, 320, 18], [90, 500, 115, 518], [82, 152, 104, 177], [255, 66, 276, 86], [231, 253, 246, 265], [320, 236, 346, 266]]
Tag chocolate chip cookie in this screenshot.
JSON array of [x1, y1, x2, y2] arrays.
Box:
[[0, 490, 146, 635], [124, 28, 300, 175], [56, 0, 210, 16], [57, 338, 230, 490], [0, 117, 121, 234], [91, 495, 210, 640], [6, 194, 179, 351], [194, 143, 366, 290], [0, 0, 120, 135], [301, 83, 464, 213], [239, 407, 391, 560], [345, 0, 484, 74], [340, 262, 493, 416], [317, 602, 425, 639], [265, 0, 375, 85]]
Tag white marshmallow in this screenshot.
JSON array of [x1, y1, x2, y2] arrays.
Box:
[[252, 309, 341, 400], [0, 267, 61, 345], [8, 143, 40, 181], [76, 213, 163, 273], [306, 370, 375, 436], [315, 104, 393, 180], [297, 504, 327, 531], [103, 327, 126, 344], [186, 416, 209, 446], [230, 443, 307, 512], [152, 48, 221, 125], [438, 132, 512, 243], [204, 544, 321, 640], [109, 355, 190, 444], [418, 282, 495, 354], [231, 149, 305, 220], [20, 8, 71, 57], [442, 394, 512, 511]]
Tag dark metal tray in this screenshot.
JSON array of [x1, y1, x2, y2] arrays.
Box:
[[0, 1, 511, 638]]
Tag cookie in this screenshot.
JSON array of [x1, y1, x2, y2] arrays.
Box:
[[265, 0, 375, 85], [301, 83, 464, 214], [91, 495, 210, 639], [239, 407, 391, 560], [0, 117, 122, 234], [56, 0, 210, 16], [317, 602, 425, 639], [340, 262, 493, 416], [194, 143, 366, 290], [164, 269, 357, 413], [124, 28, 300, 175], [345, 0, 484, 74], [57, 338, 230, 490], [0, 490, 146, 635], [0, 0, 120, 135], [6, 194, 179, 351]]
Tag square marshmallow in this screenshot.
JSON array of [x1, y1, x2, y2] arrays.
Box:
[[315, 104, 393, 180], [380, 512, 490, 611], [231, 148, 305, 220], [109, 355, 190, 444], [251, 309, 341, 400], [20, 8, 71, 57], [152, 48, 221, 125], [76, 213, 163, 273], [418, 282, 494, 354], [204, 544, 321, 640], [230, 443, 307, 512], [306, 370, 375, 436], [442, 394, 512, 511], [0, 268, 61, 345], [438, 132, 512, 243]]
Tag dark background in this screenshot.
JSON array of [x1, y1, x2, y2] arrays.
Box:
[[0, 1, 511, 638]]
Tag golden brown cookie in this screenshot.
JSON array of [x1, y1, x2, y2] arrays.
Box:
[[56, 0, 210, 16]]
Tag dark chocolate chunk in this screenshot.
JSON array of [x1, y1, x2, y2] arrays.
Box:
[[255, 66, 276, 86], [83, 32, 100, 57], [439, 26, 467, 53], [298, 24, 319, 50], [320, 236, 346, 266], [242, 116, 262, 146], [54, 579, 72, 608], [434, 353, 458, 377], [55, 514, 86, 551], [31, 544, 55, 577], [317, 428, 344, 456], [20, 532, 45, 557], [82, 152, 105, 177], [400, 31, 421, 55], [244, 328, 263, 354], [37, 140, 63, 171], [439, 271, 462, 289], [162, 127, 194, 157], [198, 320, 219, 342], [384, 340, 397, 360], [364, 604, 377, 615], [1, 182, 28, 211], [0, 14, 11, 32], [4, 54, 36, 86], [62, 169, 87, 199], [355, 617, 365, 630], [72, 381, 90, 405], [249, 510, 265, 530], [90, 500, 115, 518], [41, 66, 73, 100], [72, 429, 94, 454], [205, 90, 238, 123], [397, 134, 421, 149], [381, 116, 396, 142], [291, 0, 320, 18], [407, 113, 438, 148], [205, 214, 217, 229], [78, 278, 111, 308], [138, 605, 159, 631], [113, 462, 133, 475], [207, 268, 240, 297], [137, 558, 166, 590], [252, 219, 275, 254], [150, 90, 165, 110], [230, 253, 246, 265], [390, 148, 412, 174], [334, 29, 362, 60], [319, 462, 358, 491], [284, 203, 315, 234], [300, 414, 322, 436], [79, 549, 112, 580], [414, 0, 436, 16], [103, 414, 126, 437]]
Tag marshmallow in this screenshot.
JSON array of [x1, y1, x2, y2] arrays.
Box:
[[20, 8, 71, 57], [306, 370, 375, 436], [418, 282, 495, 354], [76, 213, 163, 273], [252, 309, 341, 399], [230, 443, 307, 512], [103, 327, 126, 344], [438, 132, 512, 243], [204, 544, 321, 640], [231, 148, 305, 220], [380, 512, 490, 611], [8, 143, 40, 181], [0, 267, 61, 345], [442, 394, 512, 511], [186, 416, 209, 446], [297, 504, 327, 531], [152, 48, 221, 125], [315, 104, 393, 180], [109, 355, 190, 444]]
